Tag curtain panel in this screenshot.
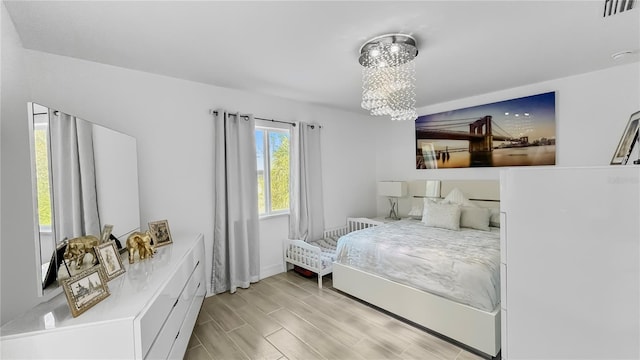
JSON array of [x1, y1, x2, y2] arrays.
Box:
[[49, 111, 100, 242], [212, 110, 260, 294], [289, 122, 324, 241]]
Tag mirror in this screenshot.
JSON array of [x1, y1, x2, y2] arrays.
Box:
[[28, 103, 140, 296]]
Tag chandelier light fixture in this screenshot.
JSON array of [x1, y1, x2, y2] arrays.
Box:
[[359, 33, 419, 121]]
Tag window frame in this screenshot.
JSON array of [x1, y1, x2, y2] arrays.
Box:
[[256, 121, 291, 218]]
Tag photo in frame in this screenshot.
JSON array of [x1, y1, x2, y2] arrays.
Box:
[[94, 240, 126, 280], [62, 266, 110, 317], [148, 220, 173, 247], [416, 91, 556, 169], [611, 110, 640, 165], [100, 224, 114, 243]]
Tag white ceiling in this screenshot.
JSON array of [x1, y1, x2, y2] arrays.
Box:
[[4, 1, 640, 115]]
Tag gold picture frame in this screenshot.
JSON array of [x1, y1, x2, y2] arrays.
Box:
[[62, 266, 110, 317], [94, 240, 126, 280], [148, 220, 173, 247]]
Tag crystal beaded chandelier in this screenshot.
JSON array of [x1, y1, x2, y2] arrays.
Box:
[[359, 34, 419, 121]]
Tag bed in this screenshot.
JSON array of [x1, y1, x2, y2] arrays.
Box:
[[332, 180, 501, 358]]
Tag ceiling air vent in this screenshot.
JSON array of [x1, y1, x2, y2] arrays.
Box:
[[603, 0, 635, 16]]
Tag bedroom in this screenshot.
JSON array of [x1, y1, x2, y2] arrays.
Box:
[[1, 1, 638, 359]]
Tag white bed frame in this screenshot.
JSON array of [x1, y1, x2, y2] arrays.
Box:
[[333, 181, 501, 357], [283, 218, 382, 288]]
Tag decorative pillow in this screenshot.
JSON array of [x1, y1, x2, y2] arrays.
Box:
[[422, 202, 461, 231], [420, 197, 438, 221], [490, 208, 500, 228], [442, 188, 475, 207], [460, 206, 491, 231]]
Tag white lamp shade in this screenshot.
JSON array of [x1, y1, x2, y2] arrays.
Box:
[[378, 181, 407, 197]]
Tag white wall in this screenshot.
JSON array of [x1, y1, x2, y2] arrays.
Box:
[[0, 2, 41, 325], [375, 62, 640, 216], [21, 50, 377, 300]]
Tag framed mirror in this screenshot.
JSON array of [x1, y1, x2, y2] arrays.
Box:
[[28, 103, 141, 296]]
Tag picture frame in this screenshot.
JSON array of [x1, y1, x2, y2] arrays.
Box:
[[100, 224, 114, 243], [415, 91, 556, 169], [148, 220, 173, 247], [94, 240, 126, 280], [62, 266, 110, 317], [611, 110, 640, 165]]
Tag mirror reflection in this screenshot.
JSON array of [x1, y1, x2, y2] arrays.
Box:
[[29, 103, 140, 295]]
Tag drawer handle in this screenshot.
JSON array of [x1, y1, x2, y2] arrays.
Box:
[[173, 298, 179, 308], [175, 330, 180, 340]]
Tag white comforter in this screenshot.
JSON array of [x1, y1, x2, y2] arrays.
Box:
[[335, 219, 500, 312]]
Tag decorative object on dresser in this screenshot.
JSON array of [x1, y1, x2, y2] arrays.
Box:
[[94, 240, 126, 280], [416, 91, 556, 169], [100, 224, 114, 243], [148, 219, 173, 247], [610, 110, 639, 165], [62, 266, 110, 317], [126, 230, 155, 264], [63, 235, 100, 270], [1, 234, 206, 359], [377, 181, 407, 220]]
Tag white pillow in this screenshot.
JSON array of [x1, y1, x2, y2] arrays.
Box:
[[442, 188, 475, 207], [422, 202, 461, 231], [490, 208, 500, 228], [420, 197, 438, 221], [460, 206, 491, 231]]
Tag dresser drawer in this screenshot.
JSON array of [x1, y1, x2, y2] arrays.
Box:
[[167, 285, 206, 359], [145, 262, 202, 360], [139, 247, 199, 357]]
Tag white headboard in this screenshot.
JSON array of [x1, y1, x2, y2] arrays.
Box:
[[407, 179, 500, 208]]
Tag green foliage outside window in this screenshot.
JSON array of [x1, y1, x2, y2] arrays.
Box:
[[270, 134, 289, 211], [34, 129, 52, 226], [256, 128, 290, 215]]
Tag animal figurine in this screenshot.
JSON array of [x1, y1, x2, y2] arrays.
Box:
[[126, 230, 156, 264], [63, 235, 100, 269]]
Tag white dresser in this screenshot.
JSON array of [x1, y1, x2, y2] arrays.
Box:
[[1, 233, 206, 359]]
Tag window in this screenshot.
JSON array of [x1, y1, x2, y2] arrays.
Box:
[[256, 126, 290, 216]]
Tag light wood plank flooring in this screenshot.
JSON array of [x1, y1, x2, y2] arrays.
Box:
[[184, 271, 486, 360]]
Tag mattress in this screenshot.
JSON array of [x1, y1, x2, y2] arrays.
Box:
[[309, 236, 339, 270], [335, 219, 500, 311]]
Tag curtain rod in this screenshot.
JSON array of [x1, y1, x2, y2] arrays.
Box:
[[210, 110, 322, 129], [210, 110, 296, 127]]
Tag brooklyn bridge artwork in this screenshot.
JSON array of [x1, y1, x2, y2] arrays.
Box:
[[416, 92, 556, 169]]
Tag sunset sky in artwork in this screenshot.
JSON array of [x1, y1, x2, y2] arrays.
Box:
[[416, 92, 556, 142]]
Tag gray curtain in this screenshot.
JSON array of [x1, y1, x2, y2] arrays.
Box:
[[212, 110, 260, 294], [49, 111, 100, 242], [288, 122, 324, 241]]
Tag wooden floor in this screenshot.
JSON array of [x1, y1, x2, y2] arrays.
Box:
[[184, 271, 485, 360]]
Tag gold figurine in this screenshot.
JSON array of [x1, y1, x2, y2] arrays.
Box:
[[63, 235, 100, 269], [126, 230, 156, 264]]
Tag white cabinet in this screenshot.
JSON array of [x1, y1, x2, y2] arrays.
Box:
[[1, 233, 206, 359], [500, 166, 639, 359]]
